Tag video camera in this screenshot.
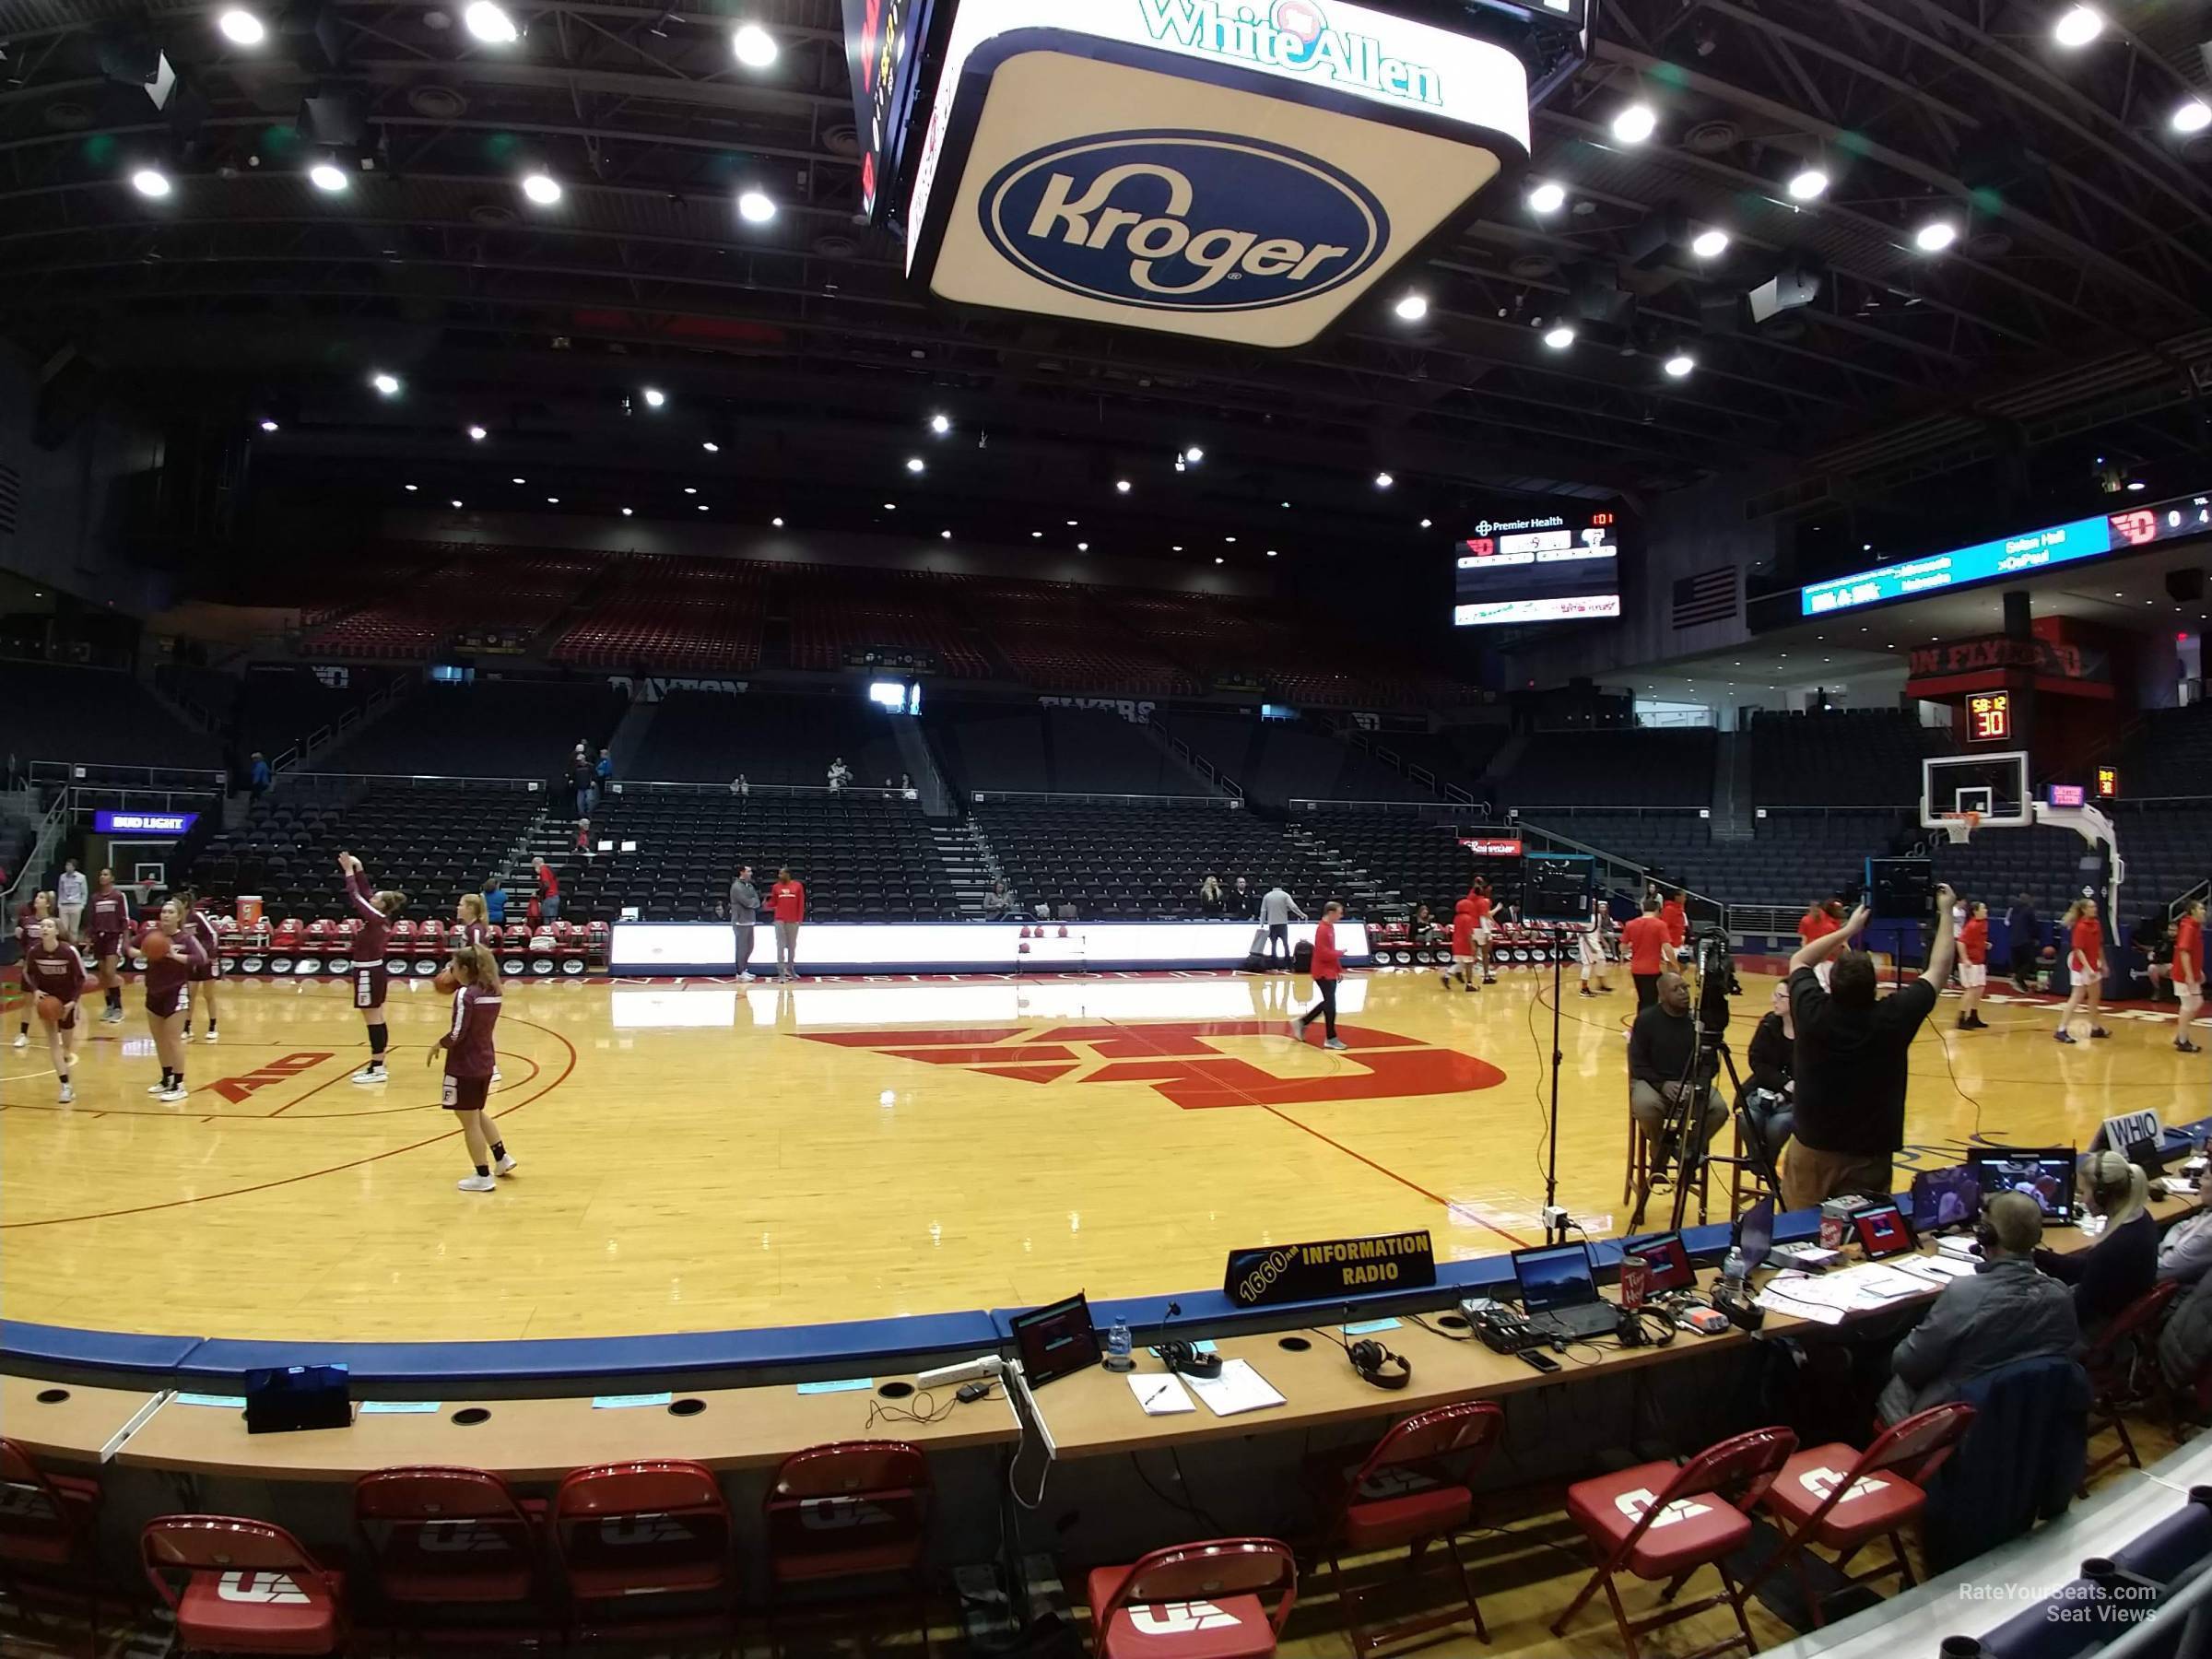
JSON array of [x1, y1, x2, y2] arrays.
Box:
[[1691, 930, 1737, 1033]]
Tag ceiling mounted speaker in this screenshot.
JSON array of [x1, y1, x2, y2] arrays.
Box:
[[1749, 253, 1825, 324], [1682, 120, 1741, 155], [2166, 569, 2206, 603], [300, 89, 368, 147], [408, 84, 467, 118]]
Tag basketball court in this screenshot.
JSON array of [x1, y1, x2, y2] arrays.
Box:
[[5, 962, 2198, 1346]]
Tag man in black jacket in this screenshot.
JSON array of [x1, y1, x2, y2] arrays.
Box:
[[1628, 972, 1727, 1167], [2007, 893, 2041, 990]]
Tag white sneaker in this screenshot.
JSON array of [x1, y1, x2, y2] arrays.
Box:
[[159, 1085, 188, 1102], [493, 1153, 519, 1176], [181, 1030, 194, 1043], [203, 1031, 218, 1045], [1324, 1037, 1348, 1051], [58, 1083, 74, 1104], [491, 1068, 503, 1083], [737, 972, 755, 984], [457, 1174, 497, 1193], [351, 1065, 387, 1085], [10, 1033, 25, 1049], [147, 1080, 169, 1095]]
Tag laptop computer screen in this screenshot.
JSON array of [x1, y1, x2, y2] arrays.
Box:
[[1008, 1292, 1100, 1389], [1513, 1243, 1600, 1312], [1735, 1194, 1775, 1274], [1966, 1147, 2077, 1224], [1621, 1232, 1695, 1295], [1852, 1202, 1916, 1260], [1912, 1165, 1983, 1233]]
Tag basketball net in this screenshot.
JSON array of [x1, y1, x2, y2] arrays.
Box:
[[1938, 809, 1982, 846]]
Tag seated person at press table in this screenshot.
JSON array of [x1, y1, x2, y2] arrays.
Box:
[[2159, 1163, 2212, 1288], [1627, 971, 1729, 1168], [1877, 1191, 2079, 1425], [2037, 1150, 2158, 1338], [1781, 890, 1956, 1213], [1738, 981, 1795, 1166]]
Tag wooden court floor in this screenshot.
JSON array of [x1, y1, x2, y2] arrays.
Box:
[[3, 966, 2204, 1344]]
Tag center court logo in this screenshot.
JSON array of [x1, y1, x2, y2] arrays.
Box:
[[802, 1019, 1503, 1110], [980, 132, 1386, 312]]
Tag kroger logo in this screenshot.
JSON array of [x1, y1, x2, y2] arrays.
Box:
[[980, 132, 1385, 312]]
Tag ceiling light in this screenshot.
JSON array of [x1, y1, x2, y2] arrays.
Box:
[[2175, 100, 2212, 135], [217, 7, 266, 45], [1526, 180, 1566, 214], [1373, 471, 1394, 488], [1785, 167, 1830, 201], [1067, 520, 1079, 526], [547, 496, 559, 503], [883, 502, 896, 511], [905, 456, 925, 474], [467, 424, 487, 441], [2127, 479, 2146, 490], [371, 371, 400, 395], [1214, 556, 1224, 564], [941, 530, 951, 539], [772, 516, 784, 527], [731, 22, 778, 67], [522, 171, 561, 206], [1077, 541, 1089, 551], [736, 189, 776, 224], [683, 487, 697, 495], [130, 168, 171, 199], [1664, 352, 1695, 377], [309, 161, 348, 193], [1184, 445, 1204, 463], [512, 476, 524, 484], [452, 500, 464, 509], [1393, 292, 1429, 322], [404, 483, 418, 492], [1172, 545, 1182, 551], [258, 418, 278, 432], [2053, 5, 2103, 46], [1115, 479, 1131, 493], [702, 441, 719, 453], [929, 413, 951, 434], [1031, 530, 1042, 538], [1912, 218, 1959, 253], [698, 505, 708, 512], [463, 2, 518, 43], [1611, 102, 1657, 144], [1419, 517, 1432, 529], [621, 507, 633, 516], [1689, 228, 1729, 258], [1543, 324, 1576, 348], [641, 386, 665, 408]]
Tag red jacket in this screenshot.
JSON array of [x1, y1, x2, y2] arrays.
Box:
[[1311, 919, 1342, 981], [1451, 903, 1476, 955], [1623, 915, 1668, 975], [770, 880, 806, 924], [1661, 900, 1686, 947]]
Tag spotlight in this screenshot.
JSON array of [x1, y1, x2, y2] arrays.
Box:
[[217, 7, 266, 44], [1419, 517, 1432, 529], [404, 483, 418, 491], [1393, 292, 1429, 322], [731, 23, 778, 67], [1214, 556, 1224, 564], [905, 456, 926, 474], [772, 516, 784, 526], [1786, 167, 1830, 201], [258, 418, 278, 432], [1912, 218, 1958, 253], [2053, 5, 2102, 46], [1543, 324, 1576, 348], [1689, 228, 1730, 258], [1664, 352, 1695, 377], [641, 386, 666, 408], [736, 189, 775, 223], [683, 487, 697, 495], [1031, 531, 1042, 538], [1183, 445, 1204, 463], [463, 1, 518, 43], [2174, 100, 2212, 134], [941, 530, 952, 539], [547, 496, 559, 503], [451, 500, 464, 509], [1067, 520, 1079, 526], [511, 477, 524, 484], [702, 441, 720, 453], [1266, 548, 1277, 557], [467, 424, 487, 441], [1115, 479, 1131, 493], [929, 412, 951, 434], [1526, 180, 1566, 214], [1077, 541, 1089, 551], [522, 171, 561, 206], [371, 371, 400, 395], [698, 504, 708, 512], [309, 161, 347, 193], [1611, 102, 1656, 144], [1373, 471, 1394, 488], [621, 507, 633, 516], [130, 168, 171, 199], [883, 502, 896, 511]]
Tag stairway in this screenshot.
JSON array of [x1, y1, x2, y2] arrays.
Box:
[[1712, 730, 1755, 842], [606, 697, 657, 780], [892, 719, 955, 818], [933, 820, 998, 916], [1286, 822, 1384, 907], [1480, 728, 1532, 792]]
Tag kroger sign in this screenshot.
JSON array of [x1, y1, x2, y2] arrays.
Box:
[[907, 0, 1528, 347]]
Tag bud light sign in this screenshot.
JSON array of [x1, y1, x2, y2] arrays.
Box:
[[981, 132, 1384, 312], [95, 809, 198, 836]]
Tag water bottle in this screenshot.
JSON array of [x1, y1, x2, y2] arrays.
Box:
[[1103, 1316, 1135, 1371]]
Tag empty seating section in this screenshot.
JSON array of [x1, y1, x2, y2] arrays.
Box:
[[1935, 822, 2106, 923], [626, 692, 904, 787], [984, 582, 1195, 696], [561, 794, 953, 921], [300, 547, 602, 658], [1751, 710, 1951, 806], [1297, 812, 1471, 912], [2111, 803, 2212, 912], [1356, 727, 1508, 797], [929, 703, 1196, 796], [975, 800, 1335, 917], [183, 778, 537, 918], [1501, 729, 1718, 809], [234, 665, 392, 759], [2124, 703, 2212, 798], [548, 556, 764, 672], [315, 679, 625, 778], [4, 661, 221, 770], [1158, 712, 1432, 806], [784, 569, 991, 677]]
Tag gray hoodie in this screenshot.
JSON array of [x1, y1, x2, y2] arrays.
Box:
[[729, 878, 759, 924]]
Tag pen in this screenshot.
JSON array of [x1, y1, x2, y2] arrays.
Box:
[[1141, 1383, 1173, 1409]]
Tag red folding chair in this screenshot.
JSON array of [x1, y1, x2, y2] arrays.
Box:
[[1552, 1426, 1796, 1659], [2084, 1280, 2180, 1480], [1750, 1402, 1976, 1625], [353, 1465, 549, 1646], [761, 1440, 933, 1656], [1087, 1538, 1297, 1659], [550, 1460, 733, 1650], [141, 1514, 347, 1657], [1304, 1399, 1504, 1655], [0, 1437, 101, 1657]]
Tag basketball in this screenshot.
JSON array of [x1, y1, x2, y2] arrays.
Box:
[[140, 930, 171, 961], [432, 967, 460, 994], [35, 994, 62, 1022]]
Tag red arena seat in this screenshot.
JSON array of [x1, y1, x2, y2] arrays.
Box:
[[1087, 1538, 1297, 1659], [550, 1460, 734, 1645], [142, 1515, 347, 1656]]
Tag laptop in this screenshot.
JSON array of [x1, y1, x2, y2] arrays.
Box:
[[1850, 1201, 1917, 1261], [1620, 1231, 1696, 1296], [1965, 1147, 2079, 1227], [1007, 1292, 1102, 1389], [1511, 1242, 1619, 1339], [1735, 1194, 1775, 1275], [1911, 1165, 1983, 1235]]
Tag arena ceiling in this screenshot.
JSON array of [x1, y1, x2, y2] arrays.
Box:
[[1, 0, 2209, 562]]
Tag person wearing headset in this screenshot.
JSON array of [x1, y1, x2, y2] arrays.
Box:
[[2035, 1151, 2158, 1338], [1876, 1191, 2078, 1426]]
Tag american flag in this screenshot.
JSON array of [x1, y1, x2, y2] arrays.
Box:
[[1671, 567, 1738, 629]]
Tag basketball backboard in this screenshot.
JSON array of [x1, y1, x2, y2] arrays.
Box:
[[1921, 750, 2030, 837]]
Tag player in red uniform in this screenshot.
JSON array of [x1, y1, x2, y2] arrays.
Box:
[[1957, 900, 1991, 1030], [2173, 898, 2204, 1054], [87, 868, 133, 1025], [433, 944, 513, 1193], [1621, 893, 1670, 1010], [1296, 900, 1347, 1049], [769, 866, 806, 982], [339, 852, 409, 1084], [177, 887, 224, 1045], [13, 890, 53, 1048], [21, 915, 88, 1104], [143, 900, 208, 1101], [2054, 896, 2110, 1044], [1441, 894, 1477, 992], [1660, 888, 1688, 962], [1467, 882, 1498, 985]]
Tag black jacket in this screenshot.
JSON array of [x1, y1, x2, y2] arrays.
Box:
[[2038, 1208, 2158, 1338], [1746, 1012, 1792, 1094], [1920, 1354, 2089, 1572]]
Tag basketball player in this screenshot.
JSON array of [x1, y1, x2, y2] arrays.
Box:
[[1957, 900, 1992, 1030], [1441, 893, 1477, 992], [21, 915, 88, 1103], [13, 890, 53, 1047], [432, 944, 513, 1193], [87, 868, 132, 1024], [454, 892, 501, 1082], [2054, 896, 2110, 1044], [1469, 882, 1498, 984], [142, 900, 207, 1102], [1622, 894, 1670, 1010], [2173, 898, 2204, 1054], [178, 888, 223, 1044], [1578, 903, 1616, 997], [769, 866, 805, 982], [339, 852, 408, 1083], [1660, 887, 1688, 964]]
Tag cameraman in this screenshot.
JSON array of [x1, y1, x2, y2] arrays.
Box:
[[1780, 887, 1957, 1212], [1628, 971, 1728, 1169]]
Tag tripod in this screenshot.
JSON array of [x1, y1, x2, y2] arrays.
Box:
[[1628, 1016, 1747, 1233]]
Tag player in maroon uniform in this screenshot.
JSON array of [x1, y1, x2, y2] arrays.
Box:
[[13, 890, 53, 1048], [339, 852, 408, 1084], [87, 868, 133, 1025], [432, 944, 513, 1193], [453, 891, 493, 950], [21, 916, 88, 1104], [177, 887, 224, 1045], [143, 900, 208, 1102]]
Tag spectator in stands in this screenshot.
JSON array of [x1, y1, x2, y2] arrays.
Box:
[[1958, 900, 1992, 1030], [982, 879, 1012, 923], [2054, 896, 2109, 1044], [729, 865, 759, 982], [731, 773, 750, 796], [1297, 900, 1347, 1050], [2036, 1150, 2156, 1337], [1197, 875, 1224, 917], [900, 772, 918, 801], [2175, 898, 2205, 1054], [1620, 895, 1669, 1010], [2158, 1164, 2212, 1287], [1781, 892, 1955, 1211], [1741, 981, 1794, 1168], [248, 751, 272, 797], [569, 753, 594, 818], [2159, 1265, 2212, 1402], [574, 818, 594, 862], [594, 747, 613, 797], [1055, 896, 1079, 922], [1231, 876, 1252, 918], [55, 859, 87, 940], [826, 756, 852, 793], [770, 868, 806, 980], [2007, 892, 2041, 989], [483, 876, 508, 925], [1259, 881, 1305, 968], [533, 857, 560, 924], [1876, 1191, 2077, 1424], [1627, 971, 1728, 1171]]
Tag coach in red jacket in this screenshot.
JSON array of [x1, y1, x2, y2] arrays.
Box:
[[1298, 901, 1347, 1050]]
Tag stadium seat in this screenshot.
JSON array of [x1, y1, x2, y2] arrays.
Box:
[[762, 1440, 933, 1654], [1086, 1538, 1298, 1659], [142, 1514, 348, 1656], [0, 1436, 103, 1649], [353, 1465, 549, 1646], [550, 1459, 734, 1646]]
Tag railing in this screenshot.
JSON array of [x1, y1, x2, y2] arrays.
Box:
[[275, 675, 414, 774], [970, 789, 1232, 807], [604, 779, 924, 801], [1727, 904, 1805, 937], [0, 790, 66, 909], [287, 771, 544, 791], [2175, 878, 2210, 922], [1150, 712, 1243, 801], [29, 759, 228, 793], [1288, 797, 1481, 818], [1512, 818, 1651, 890]]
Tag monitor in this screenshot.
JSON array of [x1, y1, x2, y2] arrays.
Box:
[[1620, 1232, 1694, 1295], [2127, 1136, 2173, 1179], [1007, 1292, 1101, 1389], [1452, 504, 1624, 628], [1512, 1242, 1600, 1312], [1966, 1147, 2078, 1226], [1851, 1202, 1917, 1261], [1735, 1194, 1775, 1274], [1911, 1165, 1983, 1234]]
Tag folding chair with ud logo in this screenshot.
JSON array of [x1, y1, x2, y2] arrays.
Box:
[[353, 1464, 551, 1647], [762, 1440, 934, 1657], [141, 1515, 347, 1657], [0, 1438, 103, 1657], [551, 1459, 735, 1653], [1087, 1538, 1297, 1659]]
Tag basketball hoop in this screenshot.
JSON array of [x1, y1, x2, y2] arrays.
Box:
[[1938, 810, 1981, 845]]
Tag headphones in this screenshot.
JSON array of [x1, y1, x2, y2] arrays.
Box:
[[1158, 1340, 1222, 1381], [1348, 1338, 1412, 1391], [1974, 1214, 2000, 1253], [1614, 1307, 1676, 1348]]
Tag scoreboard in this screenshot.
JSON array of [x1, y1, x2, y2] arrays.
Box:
[[1453, 503, 1625, 627], [1966, 691, 2013, 743]]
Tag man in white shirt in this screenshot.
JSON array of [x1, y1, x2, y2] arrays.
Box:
[[55, 859, 88, 939]]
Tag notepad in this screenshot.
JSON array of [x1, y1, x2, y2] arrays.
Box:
[[591, 1392, 673, 1410], [1183, 1359, 1285, 1418], [795, 1378, 874, 1395], [1127, 1374, 1196, 1416], [1343, 1318, 1402, 1335], [175, 1394, 247, 1409]]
